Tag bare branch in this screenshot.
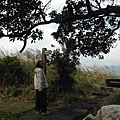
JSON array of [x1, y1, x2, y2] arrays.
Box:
[[19, 39, 27, 53], [94, 0, 101, 9], [104, 21, 120, 40], [86, 0, 92, 13], [43, 0, 52, 11]]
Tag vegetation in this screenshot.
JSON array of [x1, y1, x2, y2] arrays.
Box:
[[0, 47, 118, 120], [0, 0, 119, 118], [0, 0, 120, 58], [0, 1, 119, 94], [0, 48, 117, 103], [0, 111, 20, 120], [74, 65, 117, 93], [50, 49, 77, 92]]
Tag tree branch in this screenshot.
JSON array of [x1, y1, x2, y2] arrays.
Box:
[[19, 39, 27, 53], [95, 0, 101, 9], [86, 0, 92, 13], [3, 6, 120, 38], [104, 21, 120, 40]]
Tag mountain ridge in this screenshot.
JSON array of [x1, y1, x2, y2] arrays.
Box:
[[101, 65, 120, 77]]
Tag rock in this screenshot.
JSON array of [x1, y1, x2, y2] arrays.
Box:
[[83, 105, 120, 120]]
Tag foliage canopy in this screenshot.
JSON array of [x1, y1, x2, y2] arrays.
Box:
[[0, 0, 120, 58]]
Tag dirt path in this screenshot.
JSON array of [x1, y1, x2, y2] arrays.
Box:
[[0, 86, 120, 120]]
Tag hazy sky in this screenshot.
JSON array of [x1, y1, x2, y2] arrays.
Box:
[[0, 0, 120, 67]]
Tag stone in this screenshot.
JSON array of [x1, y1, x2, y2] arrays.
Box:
[[83, 105, 120, 120]]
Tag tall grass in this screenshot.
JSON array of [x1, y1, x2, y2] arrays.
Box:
[[0, 48, 39, 90], [74, 65, 117, 93], [0, 48, 117, 101]]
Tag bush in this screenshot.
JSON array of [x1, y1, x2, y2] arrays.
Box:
[[0, 56, 25, 87], [74, 65, 117, 94], [3, 86, 22, 97], [57, 92, 79, 104], [64, 94, 79, 104], [50, 49, 77, 92]]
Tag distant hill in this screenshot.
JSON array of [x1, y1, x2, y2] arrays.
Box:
[[101, 65, 120, 77], [80, 65, 120, 77]]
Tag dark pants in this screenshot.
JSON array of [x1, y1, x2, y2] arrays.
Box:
[[35, 89, 47, 112]]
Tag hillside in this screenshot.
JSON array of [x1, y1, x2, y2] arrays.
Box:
[[101, 65, 120, 77]]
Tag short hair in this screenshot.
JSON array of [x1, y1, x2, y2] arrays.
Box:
[[36, 60, 43, 68]]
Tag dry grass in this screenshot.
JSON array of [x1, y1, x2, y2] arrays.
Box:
[[74, 65, 117, 93]]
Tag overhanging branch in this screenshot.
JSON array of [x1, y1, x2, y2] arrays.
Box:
[[104, 21, 120, 40], [19, 39, 27, 53], [3, 6, 120, 39], [1, 5, 120, 53]]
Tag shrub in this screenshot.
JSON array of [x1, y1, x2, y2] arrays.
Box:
[[74, 65, 117, 93], [50, 49, 77, 92], [3, 86, 22, 97], [0, 56, 25, 87], [64, 94, 79, 104]]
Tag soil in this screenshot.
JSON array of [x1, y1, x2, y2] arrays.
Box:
[[0, 86, 120, 120]]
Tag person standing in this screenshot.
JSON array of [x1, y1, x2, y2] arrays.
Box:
[[34, 60, 49, 115]]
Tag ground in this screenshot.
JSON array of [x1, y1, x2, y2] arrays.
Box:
[[0, 86, 120, 120]]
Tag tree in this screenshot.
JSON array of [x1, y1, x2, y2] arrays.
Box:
[[0, 0, 120, 57], [50, 49, 77, 92]]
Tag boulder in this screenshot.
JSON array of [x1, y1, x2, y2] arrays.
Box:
[[83, 105, 120, 120]]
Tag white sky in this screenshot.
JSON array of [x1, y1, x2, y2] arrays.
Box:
[[0, 0, 120, 67]]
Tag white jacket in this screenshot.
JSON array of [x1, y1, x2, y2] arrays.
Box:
[[34, 68, 48, 91]]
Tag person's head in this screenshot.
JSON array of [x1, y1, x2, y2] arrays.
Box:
[[36, 60, 43, 68]]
